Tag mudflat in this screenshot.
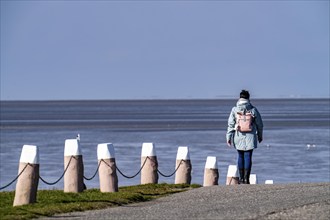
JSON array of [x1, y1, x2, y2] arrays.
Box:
[[40, 183, 330, 220]]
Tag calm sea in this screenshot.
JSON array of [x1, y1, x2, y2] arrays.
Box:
[[0, 99, 329, 191]]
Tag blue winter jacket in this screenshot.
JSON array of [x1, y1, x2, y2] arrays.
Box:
[[226, 98, 263, 151]]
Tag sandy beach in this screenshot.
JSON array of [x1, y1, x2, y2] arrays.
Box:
[[39, 182, 330, 220]]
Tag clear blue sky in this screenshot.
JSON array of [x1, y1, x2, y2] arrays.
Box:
[[1, 0, 329, 100]]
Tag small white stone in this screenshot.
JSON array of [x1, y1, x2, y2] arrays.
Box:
[[265, 180, 274, 184]]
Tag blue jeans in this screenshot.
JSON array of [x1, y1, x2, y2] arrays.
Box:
[[237, 150, 253, 170]]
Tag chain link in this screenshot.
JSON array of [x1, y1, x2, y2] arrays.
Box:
[[39, 156, 74, 185], [115, 156, 149, 179], [0, 163, 30, 190], [83, 160, 102, 181], [1, 156, 186, 190], [115, 157, 184, 178], [157, 159, 184, 177]]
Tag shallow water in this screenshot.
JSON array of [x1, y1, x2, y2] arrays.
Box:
[[0, 99, 329, 191]]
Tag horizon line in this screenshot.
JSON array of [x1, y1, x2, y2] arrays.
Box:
[[1, 96, 329, 102]]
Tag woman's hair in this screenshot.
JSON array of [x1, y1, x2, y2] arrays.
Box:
[[240, 90, 250, 99]]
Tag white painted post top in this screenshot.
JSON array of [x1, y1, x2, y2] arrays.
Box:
[[64, 139, 82, 156], [20, 145, 39, 164], [250, 174, 258, 184], [265, 180, 274, 184], [141, 142, 156, 157], [227, 165, 238, 177], [176, 146, 190, 160], [97, 143, 115, 160], [205, 156, 218, 169]]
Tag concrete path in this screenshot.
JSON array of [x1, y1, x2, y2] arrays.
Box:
[[40, 183, 330, 220]]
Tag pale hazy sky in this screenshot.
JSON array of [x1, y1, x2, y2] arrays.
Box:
[[1, 0, 329, 100]]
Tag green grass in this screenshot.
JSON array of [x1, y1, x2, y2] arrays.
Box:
[[0, 183, 201, 220]]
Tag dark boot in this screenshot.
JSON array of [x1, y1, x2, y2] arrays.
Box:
[[244, 169, 251, 184], [239, 169, 245, 184]]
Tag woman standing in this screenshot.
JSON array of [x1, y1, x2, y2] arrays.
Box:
[[226, 90, 263, 184]]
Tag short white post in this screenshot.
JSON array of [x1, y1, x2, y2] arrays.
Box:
[[64, 139, 84, 193], [226, 165, 239, 185], [97, 143, 118, 192], [13, 145, 39, 206], [175, 146, 192, 184], [250, 174, 258, 184], [265, 180, 274, 184], [203, 156, 219, 186], [141, 143, 158, 184]]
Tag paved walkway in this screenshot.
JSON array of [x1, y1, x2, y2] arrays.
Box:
[[40, 183, 330, 220]]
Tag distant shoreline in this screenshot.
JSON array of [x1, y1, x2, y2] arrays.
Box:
[[1, 97, 329, 102]]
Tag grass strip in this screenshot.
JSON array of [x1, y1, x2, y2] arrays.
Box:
[[0, 183, 200, 220]]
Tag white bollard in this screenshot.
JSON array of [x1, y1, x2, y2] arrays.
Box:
[[64, 139, 84, 193], [203, 156, 219, 186], [141, 143, 158, 184], [13, 145, 39, 206], [250, 174, 258, 184], [97, 143, 118, 192], [226, 165, 239, 185], [265, 180, 274, 184], [175, 146, 192, 184]]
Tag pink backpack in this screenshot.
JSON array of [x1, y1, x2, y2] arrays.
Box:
[[235, 111, 254, 132]]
